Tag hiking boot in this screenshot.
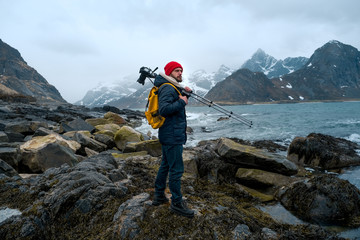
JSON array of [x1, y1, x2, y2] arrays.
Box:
[[170, 200, 194, 218], [152, 195, 169, 206]]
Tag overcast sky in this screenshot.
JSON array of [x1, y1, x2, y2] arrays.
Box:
[[1, 0, 360, 103]]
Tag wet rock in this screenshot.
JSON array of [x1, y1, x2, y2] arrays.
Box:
[[19, 142, 79, 173], [235, 168, 297, 189], [278, 174, 360, 227], [111, 193, 150, 239], [288, 133, 360, 169], [217, 138, 298, 176], [114, 126, 144, 151], [19, 134, 81, 173], [123, 139, 162, 157]]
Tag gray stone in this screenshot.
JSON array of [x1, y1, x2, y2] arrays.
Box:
[[112, 193, 150, 239], [216, 138, 298, 176]]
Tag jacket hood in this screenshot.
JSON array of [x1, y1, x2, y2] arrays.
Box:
[[154, 72, 182, 88], [154, 74, 168, 87]]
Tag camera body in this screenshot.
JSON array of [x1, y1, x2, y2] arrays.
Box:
[[137, 67, 158, 85]]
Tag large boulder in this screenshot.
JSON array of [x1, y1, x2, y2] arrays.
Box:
[[278, 175, 360, 227], [235, 168, 296, 188], [19, 134, 81, 173], [287, 133, 360, 169], [216, 138, 298, 176], [114, 126, 144, 151]]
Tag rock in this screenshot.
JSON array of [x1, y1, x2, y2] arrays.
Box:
[[4, 121, 33, 135], [93, 133, 116, 149], [72, 132, 107, 155], [123, 140, 162, 157], [235, 183, 274, 202], [235, 168, 296, 188], [20, 133, 81, 153], [194, 140, 238, 183], [278, 174, 360, 227], [261, 227, 278, 240], [84, 147, 99, 157], [114, 126, 144, 151], [19, 142, 79, 173], [233, 224, 252, 240], [0, 146, 20, 169], [183, 150, 199, 178], [0, 159, 19, 177], [19, 134, 81, 173], [60, 117, 95, 133], [33, 127, 55, 137], [287, 133, 360, 169], [94, 123, 122, 136], [103, 111, 127, 125], [217, 117, 229, 121], [86, 118, 112, 127], [111, 193, 150, 239], [0, 131, 9, 142], [217, 138, 298, 176], [112, 151, 149, 160]]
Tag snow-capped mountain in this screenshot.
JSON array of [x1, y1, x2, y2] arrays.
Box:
[[241, 49, 308, 79], [74, 74, 140, 107], [184, 65, 235, 97], [75, 65, 234, 109]]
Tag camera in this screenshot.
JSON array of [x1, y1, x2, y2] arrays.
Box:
[[137, 67, 158, 85]]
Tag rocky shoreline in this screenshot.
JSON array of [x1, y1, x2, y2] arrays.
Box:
[[1, 100, 360, 239]]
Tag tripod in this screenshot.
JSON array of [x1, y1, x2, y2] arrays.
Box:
[[182, 90, 253, 128]]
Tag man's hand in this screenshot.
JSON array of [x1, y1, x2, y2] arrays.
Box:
[[184, 86, 192, 93], [179, 95, 188, 105]]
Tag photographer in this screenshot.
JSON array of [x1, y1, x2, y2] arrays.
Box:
[[152, 61, 194, 218]]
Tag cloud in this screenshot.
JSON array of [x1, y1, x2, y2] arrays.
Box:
[[1, 0, 360, 103]]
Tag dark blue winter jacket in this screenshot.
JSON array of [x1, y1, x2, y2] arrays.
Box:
[[154, 74, 187, 145]]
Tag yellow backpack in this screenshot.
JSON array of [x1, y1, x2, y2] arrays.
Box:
[[145, 83, 181, 129]]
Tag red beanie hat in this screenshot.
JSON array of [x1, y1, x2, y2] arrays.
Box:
[[164, 61, 183, 76]]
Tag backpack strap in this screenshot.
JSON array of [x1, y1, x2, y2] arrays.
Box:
[[159, 83, 182, 95]]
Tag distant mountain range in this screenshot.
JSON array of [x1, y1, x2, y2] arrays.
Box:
[[75, 49, 309, 108], [1, 39, 359, 107], [206, 40, 360, 104], [0, 39, 65, 103], [241, 49, 309, 79]]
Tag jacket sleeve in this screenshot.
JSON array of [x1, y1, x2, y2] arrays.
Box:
[[158, 84, 185, 117]]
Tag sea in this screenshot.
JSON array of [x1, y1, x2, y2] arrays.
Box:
[[136, 101, 360, 239]]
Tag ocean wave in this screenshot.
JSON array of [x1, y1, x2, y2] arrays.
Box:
[[346, 133, 360, 144]]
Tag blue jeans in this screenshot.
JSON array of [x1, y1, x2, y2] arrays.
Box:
[[154, 144, 184, 204]]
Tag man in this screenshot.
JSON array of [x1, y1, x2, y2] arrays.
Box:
[[152, 61, 194, 218]]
